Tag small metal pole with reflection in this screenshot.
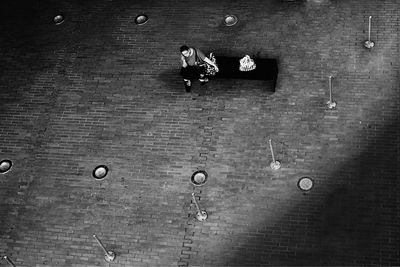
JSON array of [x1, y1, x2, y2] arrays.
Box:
[[93, 234, 116, 262], [268, 139, 281, 170], [326, 75, 337, 109], [191, 193, 208, 221], [3, 256, 16, 267], [364, 16, 375, 49]]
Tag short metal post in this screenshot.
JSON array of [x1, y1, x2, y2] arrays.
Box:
[[268, 139, 281, 170], [3, 256, 16, 267], [364, 16, 375, 49], [326, 75, 337, 109], [93, 234, 116, 262], [191, 193, 208, 221]]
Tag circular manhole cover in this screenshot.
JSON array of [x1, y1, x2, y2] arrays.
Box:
[[0, 160, 12, 174], [191, 170, 208, 186], [224, 15, 238, 26], [298, 177, 314, 191], [53, 14, 65, 25], [92, 165, 109, 180], [135, 14, 149, 25]]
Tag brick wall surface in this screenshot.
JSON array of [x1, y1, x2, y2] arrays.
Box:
[[0, 0, 399, 266]]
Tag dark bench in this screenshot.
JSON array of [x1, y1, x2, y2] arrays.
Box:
[[214, 56, 278, 92]]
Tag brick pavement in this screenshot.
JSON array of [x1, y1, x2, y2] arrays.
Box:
[[0, 0, 399, 266]]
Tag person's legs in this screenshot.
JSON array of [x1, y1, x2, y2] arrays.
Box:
[[180, 66, 208, 91], [181, 67, 194, 92], [183, 79, 191, 92], [198, 67, 208, 85]]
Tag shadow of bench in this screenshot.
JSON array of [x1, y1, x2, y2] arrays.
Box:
[[214, 56, 278, 92]]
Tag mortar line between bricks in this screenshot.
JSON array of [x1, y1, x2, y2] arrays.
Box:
[[179, 89, 217, 266], [178, 199, 197, 266], [197, 89, 216, 169]]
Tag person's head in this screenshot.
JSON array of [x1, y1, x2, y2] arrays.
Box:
[[180, 45, 190, 57]]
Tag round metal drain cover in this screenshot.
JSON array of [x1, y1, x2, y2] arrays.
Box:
[[298, 177, 314, 191], [92, 165, 108, 180], [53, 14, 65, 25], [0, 160, 12, 174], [191, 170, 208, 186], [135, 14, 148, 25], [224, 15, 238, 26]]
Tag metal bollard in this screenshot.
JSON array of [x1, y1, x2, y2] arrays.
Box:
[[268, 139, 281, 170], [93, 234, 116, 262], [191, 193, 208, 221], [326, 76, 337, 109], [3, 256, 16, 267], [364, 16, 375, 49]]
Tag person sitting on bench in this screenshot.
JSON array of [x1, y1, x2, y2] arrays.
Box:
[[180, 45, 219, 92]]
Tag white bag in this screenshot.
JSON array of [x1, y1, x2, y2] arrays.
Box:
[[239, 55, 256, 71]]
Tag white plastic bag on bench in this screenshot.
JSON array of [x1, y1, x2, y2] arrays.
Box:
[[239, 55, 256, 72]]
